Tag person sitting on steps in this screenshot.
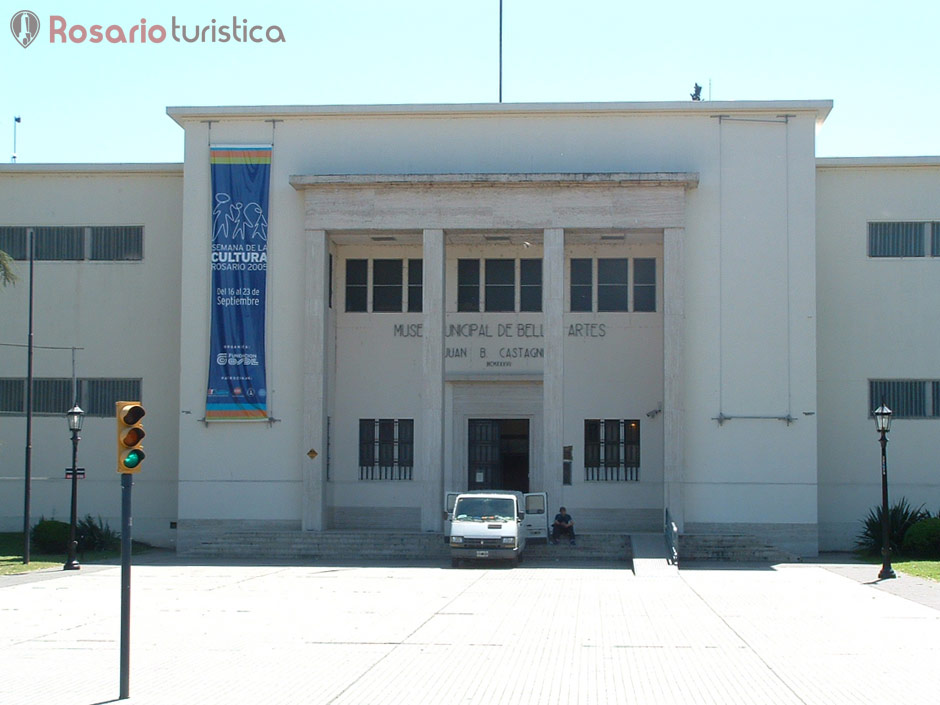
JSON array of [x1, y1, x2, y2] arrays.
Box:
[[551, 506, 576, 545]]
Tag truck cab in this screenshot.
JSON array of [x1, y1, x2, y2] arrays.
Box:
[[446, 490, 547, 567]]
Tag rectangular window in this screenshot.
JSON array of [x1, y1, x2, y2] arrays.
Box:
[[934, 382, 940, 418], [407, 259, 423, 312], [933, 223, 940, 257], [83, 379, 143, 416], [345, 259, 368, 312], [0, 378, 26, 413], [584, 419, 640, 481], [359, 418, 414, 480], [0, 227, 27, 259], [34, 227, 84, 261], [570, 258, 592, 312], [90, 226, 143, 261], [32, 378, 73, 414], [485, 259, 515, 312], [633, 258, 656, 312], [520, 258, 542, 312], [869, 380, 927, 418], [597, 258, 628, 312], [457, 259, 480, 312], [372, 259, 403, 312], [868, 222, 924, 258]]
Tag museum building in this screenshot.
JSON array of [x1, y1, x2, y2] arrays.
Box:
[[1, 100, 939, 557]]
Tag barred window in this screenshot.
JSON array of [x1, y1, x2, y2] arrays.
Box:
[[0, 378, 26, 413], [868, 222, 925, 257], [0, 225, 144, 261], [869, 379, 940, 419], [91, 226, 143, 261], [932, 223, 940, 257], [0, 377, 141, 416], [584, 419, 640, 481], [359, 418, 414, 480]]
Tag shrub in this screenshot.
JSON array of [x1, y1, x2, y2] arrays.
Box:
[[855, 497, 929, 555], [77, 515, 120, 553], [30, 518, 70, 554], [902, 517, 940, 559]]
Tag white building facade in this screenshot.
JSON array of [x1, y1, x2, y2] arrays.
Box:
[[1, 101, 938, 557]]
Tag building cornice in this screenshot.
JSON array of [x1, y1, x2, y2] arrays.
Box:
[[290, 172, 699, 191], [0, 163, 182, 175]]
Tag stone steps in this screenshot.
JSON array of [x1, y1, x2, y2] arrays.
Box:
[[679, 534, 800, 563], [177, 529, 632, 562]]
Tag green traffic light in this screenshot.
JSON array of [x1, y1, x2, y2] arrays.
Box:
[[123, 450, 143, 469]]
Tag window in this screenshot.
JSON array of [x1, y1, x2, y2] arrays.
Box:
[[869, 379, 940, 419], [358, 418, 414, 480], [0, 377, 141, 416], [933, 223, 940, 257], [372, 259, 403, 312], [868, 222, 926, 257], [485, 259, 515, 312], [633, 258, 656, 312], [90, 226, 143, 261], [520, 259, 542, 312], [459, 258, 542, 313], [584, 419, 640, 481], [570, 257, 657, 312], [570, 258, 592, 312], [457, 259, 480, 312], [408, 259, 423, 312], [597, 258, 628, 311], [0, 225, 143, 261], [345, 259, 368, 312]]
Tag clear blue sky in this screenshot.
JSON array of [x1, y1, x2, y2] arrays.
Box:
[[3, 0, 938, 163]]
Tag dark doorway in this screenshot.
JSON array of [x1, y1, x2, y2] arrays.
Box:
[[467, 418, 529, 492]]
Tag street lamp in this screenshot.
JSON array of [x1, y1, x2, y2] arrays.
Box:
[[873, 400, 896, 580], [64, 405, 84, 571]]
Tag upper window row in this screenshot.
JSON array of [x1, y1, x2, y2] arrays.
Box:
[[0, 377, 142, 417], [868, 222, 940, 258], [0, 226, 143, 261], [344, 257, 657, 314]]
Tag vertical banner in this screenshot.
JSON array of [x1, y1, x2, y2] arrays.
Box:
[[206, 146, 271, 421]]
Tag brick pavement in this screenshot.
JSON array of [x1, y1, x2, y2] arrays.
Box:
[[1, 554, 937, 705]]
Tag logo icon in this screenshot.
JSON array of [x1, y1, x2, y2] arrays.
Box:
[[11, 10, 40, 48]]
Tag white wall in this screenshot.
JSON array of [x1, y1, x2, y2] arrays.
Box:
[[816, 159, 940, 550], [0, 167, 182, 546]]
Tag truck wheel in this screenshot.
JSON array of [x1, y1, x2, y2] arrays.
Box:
[[451, 558, 460, 569]]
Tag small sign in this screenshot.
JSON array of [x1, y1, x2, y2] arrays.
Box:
[[306, 449, 318, 460], [65, 467, 86, 480]]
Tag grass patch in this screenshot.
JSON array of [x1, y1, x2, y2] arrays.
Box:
[[0, 532, 149, 576], [893, 560, 940, 582]]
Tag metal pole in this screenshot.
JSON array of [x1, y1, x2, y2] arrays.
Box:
[[64, 428, 81, 569], [22, 228, 34, 563], [119, 472, 133, 699], [498, 0, 503, 103], [878, 432, 896, 580]]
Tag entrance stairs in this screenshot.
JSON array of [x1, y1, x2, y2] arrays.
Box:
[[176, 529, 640, 564]]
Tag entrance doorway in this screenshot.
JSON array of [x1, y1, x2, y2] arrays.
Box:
[[467, 419, 529, 492]]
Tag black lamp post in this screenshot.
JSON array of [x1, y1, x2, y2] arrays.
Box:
[[873, 401, 896, 580], [64, 405, 84, 571]]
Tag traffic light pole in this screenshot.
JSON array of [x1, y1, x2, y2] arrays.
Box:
[[119, 472, 132, 700]]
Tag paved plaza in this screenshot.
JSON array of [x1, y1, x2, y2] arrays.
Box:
[[2, 553, 938, 705]]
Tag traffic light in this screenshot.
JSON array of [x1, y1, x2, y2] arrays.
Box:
[[116, 401, 146, 473]]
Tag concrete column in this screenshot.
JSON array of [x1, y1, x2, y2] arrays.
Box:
[[542, 228, 565, 507], [421, 229, 446, 531], [663, 227, 685, 532], [302, 229, 329, 530]]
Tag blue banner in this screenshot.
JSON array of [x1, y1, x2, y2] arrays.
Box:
[[206, 147, 270, 421]]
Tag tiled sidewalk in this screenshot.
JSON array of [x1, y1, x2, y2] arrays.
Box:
[[2, 555, 937, 705]]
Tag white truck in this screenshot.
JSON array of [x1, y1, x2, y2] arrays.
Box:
[[446, 490, 548, 567]]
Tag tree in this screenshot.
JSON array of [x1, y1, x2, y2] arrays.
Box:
[[0, 249, 16, 286]]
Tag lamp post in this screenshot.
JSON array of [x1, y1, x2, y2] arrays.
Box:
[[873, 401, 896, 580], [64, 405, 84, 571]]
